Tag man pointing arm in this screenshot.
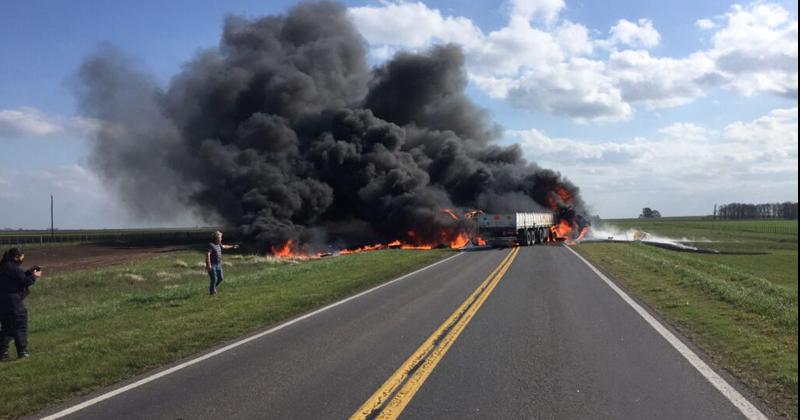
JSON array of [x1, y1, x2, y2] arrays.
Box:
[[206, 231, 237, 295]]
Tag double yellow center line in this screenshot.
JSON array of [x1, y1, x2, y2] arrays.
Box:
[[351, 246, 521, 420]]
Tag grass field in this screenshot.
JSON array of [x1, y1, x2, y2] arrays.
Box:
[[0, 248, 452, 419], [604, 217, 798, 252], [576, 218, 798, 418]]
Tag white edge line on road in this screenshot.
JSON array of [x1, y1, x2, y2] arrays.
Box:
[[40, 252, 464, 420], [562, 244, 768, 420]]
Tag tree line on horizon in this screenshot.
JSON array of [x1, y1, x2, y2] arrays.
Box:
[[714, 202, 798, 220]]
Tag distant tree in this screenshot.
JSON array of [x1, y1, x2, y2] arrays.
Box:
[[716, 202, 798, 220], [639, 208, 662, 218]]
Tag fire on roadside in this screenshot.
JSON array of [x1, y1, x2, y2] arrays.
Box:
[[550, 220, 573, 242], [270, 240, 325, 260], [449, 232, 470, 249], [269, 208, 481, 259], [269, 207, 590, 259], [548, 219, 591, 246], [269, 237, 443, 260]]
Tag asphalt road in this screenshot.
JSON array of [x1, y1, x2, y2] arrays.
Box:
[[44, 246, 756, 419]]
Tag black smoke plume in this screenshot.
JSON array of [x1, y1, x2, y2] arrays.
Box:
[[75, 1, 585, 251]]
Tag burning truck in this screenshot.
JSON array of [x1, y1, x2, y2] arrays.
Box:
[[266, 206, 591, 259], [476, 212, 554, 247], [475, 209, 590, 248]]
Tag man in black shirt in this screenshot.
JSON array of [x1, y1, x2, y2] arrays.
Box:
[[206, 231, 237, 295], [0, 248, 42, 361]]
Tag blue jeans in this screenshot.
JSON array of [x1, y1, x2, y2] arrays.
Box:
[[208, 264, 224, 293]]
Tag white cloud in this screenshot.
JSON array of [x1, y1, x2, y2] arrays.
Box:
[[724, 106, 798, 150], [507, 0, 566, 24], [509, 107, 798, 216], [495, 58, 633, 122], [708, 3, 798, 97], [349, 1, 798, 122], [0, 165, 122, 229], [604, 3, 797, 108], [553, 21, 594, 56], [0, 107, 64, 139], [349, 2, 483, 49], [659, 122, 710, 141], [608, 49, 715, 109], [0, 164, 208, 229], [469, 18, 566, 76], [696, 18, 716, 30], [0, 107, 98, 141], [350, 1, 631, 121], [605, 19, 661, 49]]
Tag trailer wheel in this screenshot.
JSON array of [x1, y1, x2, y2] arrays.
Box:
[[527, 229, 534, 246]]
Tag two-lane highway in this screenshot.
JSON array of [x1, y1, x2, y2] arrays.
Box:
[[41, 246, 763, 419]]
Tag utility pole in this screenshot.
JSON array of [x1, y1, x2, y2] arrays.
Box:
[[50, 195, 54, 237]]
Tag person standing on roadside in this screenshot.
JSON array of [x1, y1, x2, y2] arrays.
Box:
[[206, 231, 237, 295], [0, 248, 42, 361]]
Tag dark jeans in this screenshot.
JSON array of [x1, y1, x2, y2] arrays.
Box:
[[0, 293, 28, 356], [208, 263, 224, 293]]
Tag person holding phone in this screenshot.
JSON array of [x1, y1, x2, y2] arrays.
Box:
[[0, 248, 42, 361]]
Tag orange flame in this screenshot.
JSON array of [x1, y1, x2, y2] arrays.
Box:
[[575, 226, 590, 242], [550, 220, 573, 242], [548, 220, 590, 246], [400, 244, 435, 250], [449, 232, 470, 249], [270, 240, 325, 260], [268, 207, 484, 259], [398, 230, 437, 250], [338, 243, 388, 255], [546, 186, 574, 210], [271, 240, 296, 258]]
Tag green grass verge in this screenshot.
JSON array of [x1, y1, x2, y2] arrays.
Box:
[[576, 219, 797, 419], [0, 248, 452, 419], [604, 218, 798, 253]]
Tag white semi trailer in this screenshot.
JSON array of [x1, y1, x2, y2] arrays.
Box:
[[476, 212, 555, 247]]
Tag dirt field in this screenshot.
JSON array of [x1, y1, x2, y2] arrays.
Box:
[[18, 244, 194, 274]]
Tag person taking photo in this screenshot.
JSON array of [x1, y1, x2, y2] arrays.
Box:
[[0, 248, 42, 361]]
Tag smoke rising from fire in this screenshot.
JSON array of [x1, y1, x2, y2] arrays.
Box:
[[75, 1, 585, 251]]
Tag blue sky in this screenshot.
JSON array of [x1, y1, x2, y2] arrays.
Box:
[[1, 0, 797, 228]]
